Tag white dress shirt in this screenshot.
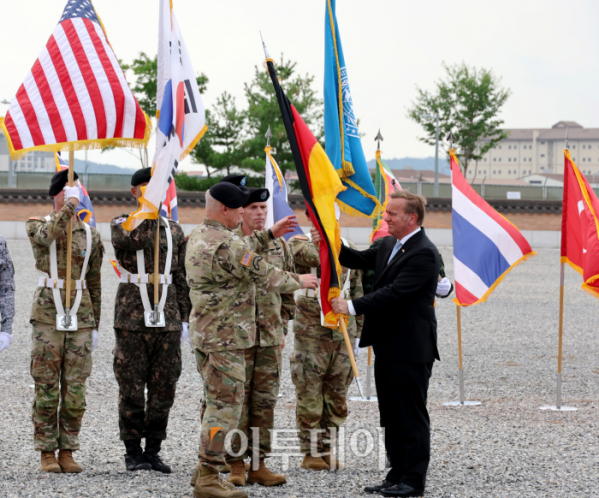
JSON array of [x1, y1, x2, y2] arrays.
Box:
[[347, 228, 421, 316]]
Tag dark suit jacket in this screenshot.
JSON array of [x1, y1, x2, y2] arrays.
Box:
[[339, 228, 440, 363]]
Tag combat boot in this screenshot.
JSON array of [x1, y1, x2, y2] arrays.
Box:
[[300, 454, 329, 471], [124, 439, 152, 471], [191, 464, 236, 489], [40, 451, 62, 473], [194, 465, 248, 498], [144, 438, 171, 474], [247, 458, 286, 486], [227, 460, 247, 487], [57, 450, 82, 473], [322, 452, 345, 471]]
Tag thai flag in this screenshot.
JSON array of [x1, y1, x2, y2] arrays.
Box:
[[55, 152, 96, 227], [451, 150, 535, 306]]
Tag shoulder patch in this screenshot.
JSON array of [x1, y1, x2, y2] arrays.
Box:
[[292, 235, 309, 241], [114, 217, 127, 225], [240, 250, 253, 267]]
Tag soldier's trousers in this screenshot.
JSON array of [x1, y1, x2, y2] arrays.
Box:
[[113, 329, 182, 440], [30, 322, 93, 452], [195, 349, 246, 471], [228, 345, 282, 462], [290, 340, 354, 454]]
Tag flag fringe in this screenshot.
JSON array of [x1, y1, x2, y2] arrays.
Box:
[[454, 250, 537, 307], [180, 123, 207, 162], [0, 114, 153, 161], [122, 186, 160, 232], [336, 178, 384, 219]]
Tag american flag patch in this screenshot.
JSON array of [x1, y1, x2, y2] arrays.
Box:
[[240, 251, 253, 267]]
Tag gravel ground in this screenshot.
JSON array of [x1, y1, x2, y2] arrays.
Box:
[[0, 239, 598, 497]]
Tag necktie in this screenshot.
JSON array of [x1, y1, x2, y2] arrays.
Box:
[[387, 240, 402, 264]]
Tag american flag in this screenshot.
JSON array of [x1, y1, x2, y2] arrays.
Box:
[[0, 0, 150, 160]]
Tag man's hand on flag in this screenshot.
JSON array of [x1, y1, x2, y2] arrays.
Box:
[[299, 274, 319, 290], [271, 215, 299, 238], [310, 227, 323, 244], [331, 297, 349, 315]]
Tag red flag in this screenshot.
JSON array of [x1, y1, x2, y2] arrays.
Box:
[[561, 149, 599, 297]]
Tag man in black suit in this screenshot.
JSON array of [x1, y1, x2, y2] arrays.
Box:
[[324, 190, 439, 497]]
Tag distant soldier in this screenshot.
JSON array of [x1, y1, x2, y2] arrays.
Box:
[[111, 167, 191, 473], [288, 230, 364, 472], [0, 235, 15, 352], [27, 169, 104, 474], [225, 187, 295, 488], [186, 182, 317, 498]]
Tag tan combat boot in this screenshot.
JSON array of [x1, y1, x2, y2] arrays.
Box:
[[58, 450, 83, 473], [247, 458, 286, 486], [322, 452, 345, 471], [226, 460, 247, 487], [194, 465, 248, 498], [300, 454, 329, 471], [40, 451, 62, 473], [191, 464, 235, 489]]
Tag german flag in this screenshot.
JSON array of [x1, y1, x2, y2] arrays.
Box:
[[265, 57, 345, 328]]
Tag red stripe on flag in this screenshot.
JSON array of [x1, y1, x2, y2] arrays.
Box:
[[47, 34, 87, 140], [31, 59, 68, 144], [291, 105, 315, 197], [84, 21, 125, 138], [133, 96, 146, 140], [62, 19, 107, 139], [3, 113, 23, 152], [15, 85, 45, 146], [455, 281, 479, 307], [451, 155, 531, 255]]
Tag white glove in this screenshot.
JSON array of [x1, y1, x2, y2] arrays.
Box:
[[353, 338, 361, 357], [181, 322, 193, 349], [64, 186, 82, 203], [91, 329, 99, 352], [436, 277, 452, 297], [0, 332, 13, 353]]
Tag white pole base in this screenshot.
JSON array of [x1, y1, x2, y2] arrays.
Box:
[[349, 396, 378, 402], [538, 405, 577, 411], [443, 401, 481, 407]]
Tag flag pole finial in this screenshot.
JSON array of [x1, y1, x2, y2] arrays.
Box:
[[265, 125, 272, 148], [260, 31, 271, 60], [447, 131, 456, 150], [565, 126, 569, 150], [374, 129, 383, 151]]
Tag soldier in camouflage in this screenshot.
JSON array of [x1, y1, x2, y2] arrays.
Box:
[[27, 169, 104, 474], [111, 167, 191, 474], [224, 187, 295, 488], [0, 235, 15, 353], [185, 183, 317, 498], [288, 230, 364, 472]]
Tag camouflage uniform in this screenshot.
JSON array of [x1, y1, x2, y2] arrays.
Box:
[[185, 218, 302, 471], [0, 236, 15, 335], [288, 235, 363, 455], [225, 227, 296, 463], [111, 215, 191, 441], [27, 202, 104, 452]]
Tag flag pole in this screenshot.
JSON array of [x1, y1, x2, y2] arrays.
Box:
[[349, 344, 377, 402], [340, 319, 365, 400], [63, 150, 75, 329], [153, 216, 160, 323], [444, 304, 481, 407]]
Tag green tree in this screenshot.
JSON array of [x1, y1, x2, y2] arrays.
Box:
[[407, 62, 511, 175], [242, 55, 323, 175]]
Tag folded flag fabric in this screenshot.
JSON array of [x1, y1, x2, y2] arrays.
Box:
[[371, 150, 401, 241], [561, 149, 599, 297], [0, 0, 151, 160], [55, 153, 96, 227], [123, 0, 206, 231], [451, 149, 535, 306], [266, 55, 345, 328], [265, 146, 303, 240], [323, 0, 380, 218], [160, 180, 178, 221]]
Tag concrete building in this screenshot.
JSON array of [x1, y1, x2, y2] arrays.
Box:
[[470, 121, 599, 181], [0, 131, 55, 173]]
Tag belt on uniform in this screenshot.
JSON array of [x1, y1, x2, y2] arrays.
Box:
[[120, 272, 172, 284], [38, 277, 87, 290]]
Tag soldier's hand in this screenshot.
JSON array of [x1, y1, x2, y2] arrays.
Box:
[[310, 227, 322, 244], [64, 186, 82, 208], [299, 274, 319, 290], [271, 216, 298, 238]]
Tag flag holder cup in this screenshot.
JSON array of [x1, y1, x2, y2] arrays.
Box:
[[350, 347, 378, 402], [444, 305, 481, 407]]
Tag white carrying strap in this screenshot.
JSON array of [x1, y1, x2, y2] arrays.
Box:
[[38, 215, 92, 317], [303, 234, 352, 325], [119, 217, 173, 315]]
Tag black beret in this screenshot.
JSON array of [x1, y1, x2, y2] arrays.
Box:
[[209, 182, 250, 209], [244, 187, 270, 207], [131, 168, 152, 186], [49, 169, 79, 197], [219, 174, 247, 187]]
